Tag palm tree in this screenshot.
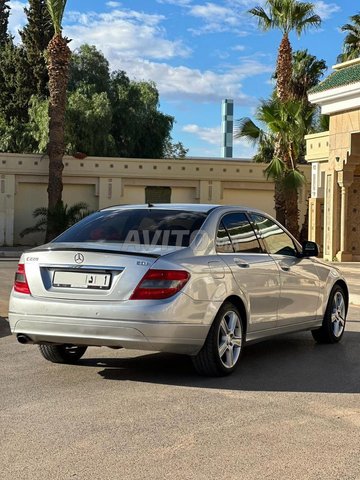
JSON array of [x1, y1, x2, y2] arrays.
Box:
[[45, 0, 71, 241], [248, 2, 320, 236], [236, 112, 285, 224], [263, 99, 314, 238], [236, 115, 275, 163], [337, 13, 360, 63], [20, 202, 91, 239], [236, 98, 315, 237], [249, 1, 321, 101], [236, 50, 325, 230], [289, 49, 327, 163], [290, 49, 326, 102]]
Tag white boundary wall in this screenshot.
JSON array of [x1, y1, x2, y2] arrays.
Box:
[[0, 153, 311, 245]]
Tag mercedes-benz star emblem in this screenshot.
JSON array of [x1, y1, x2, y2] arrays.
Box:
[[74, 253, 84, 264]]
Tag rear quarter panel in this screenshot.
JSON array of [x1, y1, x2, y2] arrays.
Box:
[[153, 253, 250, 331]]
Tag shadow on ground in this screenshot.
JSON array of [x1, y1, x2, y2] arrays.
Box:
[[0, 317, 10, 338], [67, 331, 360, 394]]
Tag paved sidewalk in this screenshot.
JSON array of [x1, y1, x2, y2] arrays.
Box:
[[0, 261, 15, 317], [331, 263, 360, 305], [0, 246, 27, 258]]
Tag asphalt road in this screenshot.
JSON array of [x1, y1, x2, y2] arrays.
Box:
[[1, 260, 360, 480]]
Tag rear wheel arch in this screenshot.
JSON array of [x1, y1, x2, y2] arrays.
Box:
[[193, 299, 245, 376], [221, 295, 248, 336], [334, 280, 349, 313]]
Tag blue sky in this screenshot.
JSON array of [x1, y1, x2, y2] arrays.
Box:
[[8, 1, 357, 157]]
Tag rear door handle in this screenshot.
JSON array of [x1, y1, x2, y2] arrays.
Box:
[[234, 258, 250, 268]]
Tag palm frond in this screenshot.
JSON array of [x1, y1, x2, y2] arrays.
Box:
[[338, 13, 360, 62], [319, 114, 329, 131], [283, 169, 305, 190], [264, 157, 285, 180], [235, 118, 262, 143], [291, 49, 326, 96], [340, 23, 357, 33], [20, 201, 91, 239], [248, 6, 272, 30], [67, 202, 89, 219], [295, 14, 321, 35], [32, 207, 49, 218], [46, 0, 67, 35], [251, 0, 320, 35], [20, 219, 48, 238]]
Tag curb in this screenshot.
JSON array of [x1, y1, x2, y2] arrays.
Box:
[[349, 293, 360, 306]]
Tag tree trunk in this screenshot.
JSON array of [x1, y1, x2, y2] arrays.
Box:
[[274, 180, 286, 225], [273, 138, 286, 224], [276, 34, 298, 237], [276, 33, 292, 102], [284, 187, 299, 239], [46, 33, 70, 242], [282, 145, 299, 239], [299, 198, 309, 244]]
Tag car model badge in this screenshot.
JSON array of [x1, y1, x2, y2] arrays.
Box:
[[74, 253, 84, 264]]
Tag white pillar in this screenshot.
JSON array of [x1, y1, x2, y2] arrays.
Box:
[[337, 170, 353, 261]]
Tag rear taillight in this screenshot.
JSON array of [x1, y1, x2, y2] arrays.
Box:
[[14, 263, 31, 294], [130, 269, 190, 300]]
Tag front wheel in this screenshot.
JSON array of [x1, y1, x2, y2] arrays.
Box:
[[192, 302, 244, 376], [312, 285, 347, 344], [39, 345, 87, 364]]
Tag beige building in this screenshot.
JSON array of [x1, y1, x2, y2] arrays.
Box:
[[0, 153, 310, 246], [307, 57, 360, 261]]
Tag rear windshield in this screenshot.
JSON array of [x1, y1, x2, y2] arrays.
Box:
[[54, 209, 208, 247]]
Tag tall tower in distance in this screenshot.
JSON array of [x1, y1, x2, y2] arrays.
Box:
[[221, 99, 234, 158]]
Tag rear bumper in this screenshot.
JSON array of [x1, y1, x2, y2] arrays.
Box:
[[9, 293, 215, 355], [10, 314, 208, 355]]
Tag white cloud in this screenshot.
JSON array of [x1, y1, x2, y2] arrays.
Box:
[[106, 1, 121, 7], [232, 45, 246, 52], [8, 1, 27, 42], [63, 5, 272, 104], [188, 2, 248, 35], [5, 2, 271, 106], [183, 124, 221, 145], [212, 49, 230, 59], [225, 0, 266, 6], [157, 0, 192, 5], [190, 2, 235, 21], [65, 9, 191, 60], [313, 1, 340, 20], [182, 123, 255, 157], [113, 56, 272, 103]]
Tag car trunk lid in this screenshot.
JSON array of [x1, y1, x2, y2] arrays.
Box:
[[22, 243, 174, 301]]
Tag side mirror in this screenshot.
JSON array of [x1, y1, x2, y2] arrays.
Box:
[[302, 241, 319, 258]]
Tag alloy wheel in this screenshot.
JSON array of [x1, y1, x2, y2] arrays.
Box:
[[331, 291, 346, 338], [218, 310, 242, 368]]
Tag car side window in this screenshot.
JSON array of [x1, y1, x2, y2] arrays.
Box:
[[218, 213, 262, 254], [250, 214, 298, 257], [216, 221, 234, 253]]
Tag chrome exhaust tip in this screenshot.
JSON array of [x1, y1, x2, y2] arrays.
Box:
[[17, 334, 33, 345]]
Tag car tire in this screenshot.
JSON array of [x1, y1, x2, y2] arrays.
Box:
[[38, 345, 88, 363], [312, 285, 347, 344], [192, 302, 244, 377]]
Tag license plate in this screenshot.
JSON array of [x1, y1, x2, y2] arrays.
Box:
[[53, 271, 111, 289]]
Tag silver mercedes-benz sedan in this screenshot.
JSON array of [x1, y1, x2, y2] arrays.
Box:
[[9, 204, 348, 376]]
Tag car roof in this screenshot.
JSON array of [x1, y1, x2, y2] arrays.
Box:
[[101, 203, 220, 213], [101, 203, 267, 215]]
